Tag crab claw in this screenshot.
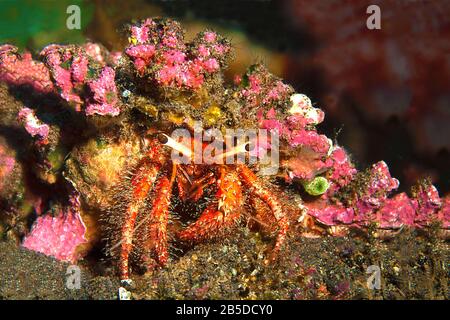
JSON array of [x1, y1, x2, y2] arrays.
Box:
[[178, 167, 243, 241]]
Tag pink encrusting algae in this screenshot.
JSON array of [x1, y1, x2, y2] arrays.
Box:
[[86, 66, 120, 116], [238, 66, 331, 160], [22, 194, 87, 262], [40, 45, 84, 106], [412, 183, 442, 227], [439, 196, 450, 229], [39, 44, 121, 116], [376, 193, 416, 229], [0, 45, 54, 94], [304, 163, 448, 232], [82, 42, 108, 66], [324, 147, 357, 195], [17, 108, 50, 144], [125, 18, 231, 89], [305, 161, 400, 228]]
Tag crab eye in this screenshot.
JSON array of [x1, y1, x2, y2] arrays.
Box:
[[157, 133, 169, 144]]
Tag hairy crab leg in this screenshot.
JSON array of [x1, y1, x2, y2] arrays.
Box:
[[237, 164, 289, 261], [178, 167, 243, 241], [186, 171, 215, 201], [145, 174, 174, 267], [120, 160, 161, 282]]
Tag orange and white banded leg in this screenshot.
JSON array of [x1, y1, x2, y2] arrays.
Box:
[[178, 167, 243, 242], [237, 165, 289, 260], [120, 161, 160, 283], [145, 176, 173, 268]]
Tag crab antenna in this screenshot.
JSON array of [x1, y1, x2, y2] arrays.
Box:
[[159, 134, 193, 158]]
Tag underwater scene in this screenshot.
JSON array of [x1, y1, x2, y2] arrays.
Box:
[[0, 0, 448, 302]]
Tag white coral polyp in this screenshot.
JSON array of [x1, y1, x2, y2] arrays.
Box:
[[288, 93, 323, 125]]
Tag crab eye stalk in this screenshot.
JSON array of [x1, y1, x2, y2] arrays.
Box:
[[157, 133, 169, 144], [159, 134, 193, 159]]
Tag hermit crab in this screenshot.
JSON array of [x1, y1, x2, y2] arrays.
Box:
[[117, 128, 288, 283]]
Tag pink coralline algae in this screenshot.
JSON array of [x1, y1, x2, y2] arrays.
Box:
[[22, 194, 87, 262], [374, 181, 447, 230], [125, 18, 231, 89], [17, 108, 50, 144], [324, 147, 357, 195], [304, 201, 355, 227], [235, 66, 336, 184], [236, 64, 293, 109], [40, 45, 120, 116], [376, 193, 415, 229], [237, 66, 330, 159], [354, 161, 400, 219], [320, 161, 400, 228], [439, 196, 450, 229], [0, 43, 121, 117], [129, 18, 154, 44], [411, 182, 442, 227], [289, 130, 330, 155], [125, 44, 156, 75], [304, 161, 448, 233], [0, 45, 54, 94], [82, 42, 117, 66], [40, 45, 84, 106], [86, 67, 120, 116]]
